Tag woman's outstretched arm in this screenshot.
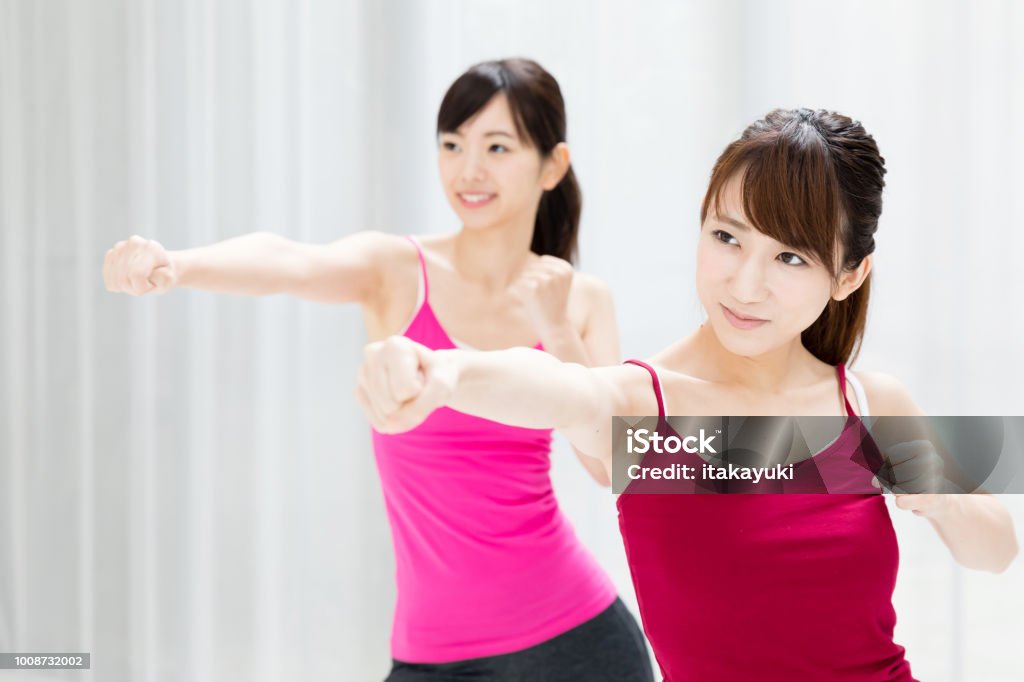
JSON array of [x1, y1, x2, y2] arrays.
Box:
[[355, 336, 649, 469], [102, 230, 403, 304]]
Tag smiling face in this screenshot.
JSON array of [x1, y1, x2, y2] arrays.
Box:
[[696, 171, 867, 358], [437, 93, 564, 232]]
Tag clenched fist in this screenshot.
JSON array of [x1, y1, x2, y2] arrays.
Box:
[[103, 235, 177, 295], [355, 336, 459, 434], [509, 255, 573, 335], [871, 439, 955, 518]]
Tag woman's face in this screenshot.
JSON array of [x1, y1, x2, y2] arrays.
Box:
[[437, 93, 562, 231], [695, 172, 846, 358]]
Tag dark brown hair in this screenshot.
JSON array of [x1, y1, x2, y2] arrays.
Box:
[[700, 108, 886, 366], [437, 58, 580, 264]]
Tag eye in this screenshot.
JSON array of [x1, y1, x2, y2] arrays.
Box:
[[714, 229, 808, 267], [712, 228, 737, 244], [441, 140, 460, 152], [489, 144, 509, 153]]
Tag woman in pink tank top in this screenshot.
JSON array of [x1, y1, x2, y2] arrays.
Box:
[[358, 108, 1019, 680], [103, 59, 653, 681]]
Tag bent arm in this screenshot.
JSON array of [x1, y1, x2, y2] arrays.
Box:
[[914, 494, 1019, 573], [866, 371, 1020, 573], [554, 278, 620, 485]]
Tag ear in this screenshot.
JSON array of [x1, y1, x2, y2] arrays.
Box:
[[540, 142, 570, 191], [833, 254, 872, 301]]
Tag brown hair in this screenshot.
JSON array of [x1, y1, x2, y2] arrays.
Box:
[[700, 108, 886, 366], [437, 58, 581, 264]]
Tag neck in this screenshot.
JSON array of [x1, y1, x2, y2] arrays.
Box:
[[452, 211, 538, 290], [692, 321, 816, 393]]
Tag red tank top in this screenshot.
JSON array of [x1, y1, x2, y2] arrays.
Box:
[[617, 359, 918, 681]]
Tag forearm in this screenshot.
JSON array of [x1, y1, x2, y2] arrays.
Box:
[[538, 321, 591, 366], [439, 347, 605, 431], [174, 232, 307, 296], [543, 283, 621, 485], [927, 495, 1019, 573]]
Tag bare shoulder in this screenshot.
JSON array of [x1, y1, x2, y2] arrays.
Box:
[[589, 359, 666, 417], [318, 229, 411, 257], [358, 231, 425, 289], [311, 230, 417, 285], [851, 369, 926, 417], [284, 230, 416, 305], [347, 230, 418, 268], [347, 232, 423, 326]]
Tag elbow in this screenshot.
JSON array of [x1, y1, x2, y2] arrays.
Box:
[[990, 536, 1019, 574], [989, 510, 1020, 574], [956, 534, 1019, 574], [950, 496, 1021, 574]]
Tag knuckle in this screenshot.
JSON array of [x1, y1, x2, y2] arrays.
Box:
[[396, 378, 419, 400]]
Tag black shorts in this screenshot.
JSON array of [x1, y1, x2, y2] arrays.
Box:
[[384, 597, 654, 682]]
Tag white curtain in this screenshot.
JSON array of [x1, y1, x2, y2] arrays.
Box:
[[1, 1, 1021, 680]]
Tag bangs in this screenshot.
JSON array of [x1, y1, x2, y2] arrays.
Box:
[[701, 127, 845, 276], [436, 63, 532, 145]]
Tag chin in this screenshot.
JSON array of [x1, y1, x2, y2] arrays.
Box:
[[448, 205, 489, 227], [720, 339, 764, 359], [710, 320, 774, 358], [462, 214, 511, 234]]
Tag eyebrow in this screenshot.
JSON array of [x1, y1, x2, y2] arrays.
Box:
[[715, 215, 819, 262], [442, 130, 516, 139], [717, 215, 753, 232]]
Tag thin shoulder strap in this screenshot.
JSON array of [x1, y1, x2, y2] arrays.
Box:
[[629, 359, 857, 419], [404, 235, 429, 300], [836, 363, 857, 417], [623, 359, 666, 421], [845, 370, 870, 417]]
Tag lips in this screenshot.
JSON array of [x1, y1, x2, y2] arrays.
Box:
[[457, 192, 496, 208], [721, 303, 769, 329], [722, 305, 767, 322]]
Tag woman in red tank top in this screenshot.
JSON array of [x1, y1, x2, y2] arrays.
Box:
[[358, 108, 1019, 680]]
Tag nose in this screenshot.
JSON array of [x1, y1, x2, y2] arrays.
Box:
[[727, 254, 770, 304], [459, 149, 487, 183]]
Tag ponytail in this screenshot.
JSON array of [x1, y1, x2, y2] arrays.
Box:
[[532, 167, 581, 264], [802, 276, 871, 366]]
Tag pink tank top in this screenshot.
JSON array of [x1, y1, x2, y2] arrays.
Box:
[[618, 359, 918, 681], [370, 236, 616, 663]]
